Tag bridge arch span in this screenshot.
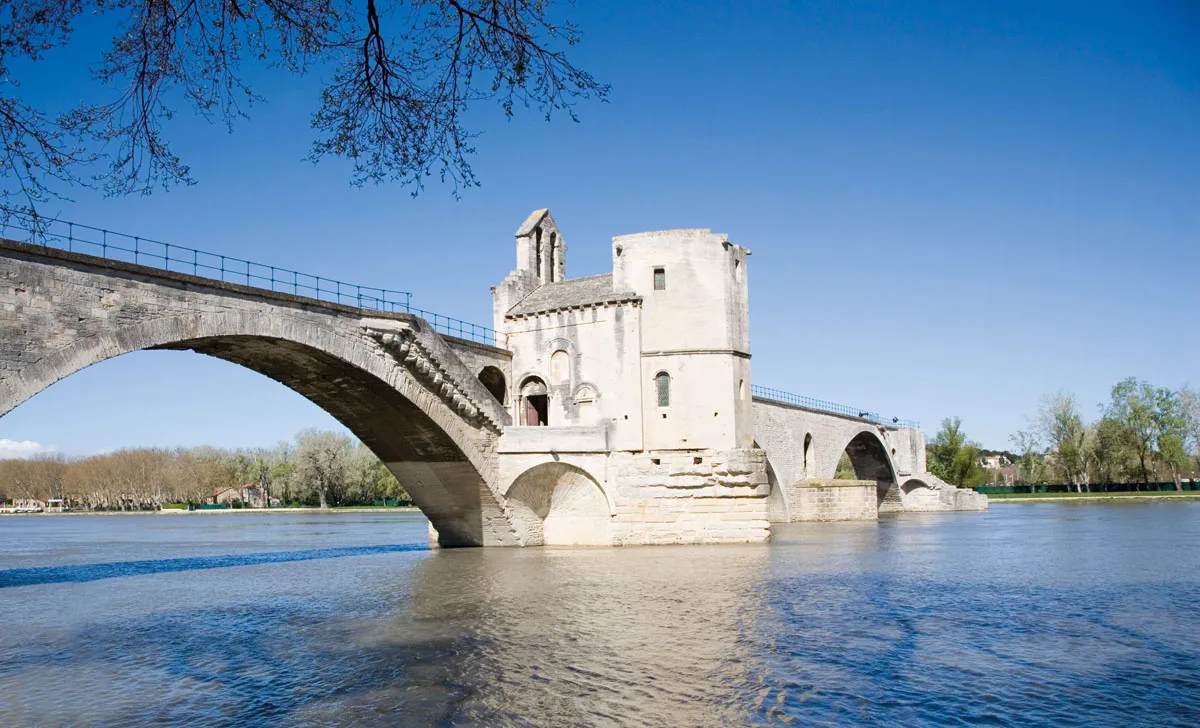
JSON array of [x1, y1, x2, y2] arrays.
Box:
[[827, 426, 904, 511], [828, 426, 897, 481], [0, 243, 520, 546], [762, 453, 789, 524]]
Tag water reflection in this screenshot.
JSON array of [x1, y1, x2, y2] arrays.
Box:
[[293, 545, 772, 726]]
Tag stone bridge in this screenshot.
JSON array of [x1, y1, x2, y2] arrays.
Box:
[[1, 213, 984, 547], [0, 238, 524, 546], [754, 398, 985, 522]]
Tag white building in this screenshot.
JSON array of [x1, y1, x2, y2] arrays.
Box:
[[489, 210, 770, 546]]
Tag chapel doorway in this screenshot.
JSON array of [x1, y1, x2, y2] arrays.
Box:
[[520, 377, 550, 426]]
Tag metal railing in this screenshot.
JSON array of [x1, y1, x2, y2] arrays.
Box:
[[0, 209, 502, 347], [751, 385, 920, 430]]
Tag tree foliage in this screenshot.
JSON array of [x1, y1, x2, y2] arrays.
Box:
[[1031, 391, 1092, 490], [833, 451, 856, 480], [0, 429, 411, 509], [928, 417, 986, 487], [1004, 378, 1200, 490], [1182, 386, 1200, 460], [0, 0, 607, 219], [1009, 428, 1047, 485], [1104, 378, 1162, 486]]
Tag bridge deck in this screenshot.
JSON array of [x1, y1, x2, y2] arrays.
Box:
[[0, 236, 510, 357]]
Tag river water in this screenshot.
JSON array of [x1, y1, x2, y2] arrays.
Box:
[[1, 503, 1198, 727]]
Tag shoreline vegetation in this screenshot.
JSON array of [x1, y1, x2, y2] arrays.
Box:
[[987, 492, 1200, 503], [923, 379, 1199, 493], [0, 429, 413, 513], [0, 505, 423, 516]]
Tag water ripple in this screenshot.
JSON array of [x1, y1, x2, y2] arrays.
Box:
[[0, 543, 427, 588], [1, 507, 1199, 726]]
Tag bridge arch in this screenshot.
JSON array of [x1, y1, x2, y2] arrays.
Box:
[[504, 462, 611, 546], [762, 453, 789, 523], [0, 307, 517, 547], [802, 432, 814, 478], [901, 477, 932, 494], [828, 426, 902, 510]]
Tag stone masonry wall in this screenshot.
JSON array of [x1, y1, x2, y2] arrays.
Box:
[[608, 448, 770, 545], [788, 480, 879, 522], [753, 399, 905, 487]]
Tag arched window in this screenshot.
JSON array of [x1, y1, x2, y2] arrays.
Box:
[[549, 232, 558, 282], [574, 384, 597, 425], [655, 372, 670, 408], [803, 433, 813, 477], [550, 349, 570, 384]]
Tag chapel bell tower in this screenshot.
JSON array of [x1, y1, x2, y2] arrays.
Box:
[[515, 208, 565, 285], [492, 208, 566, 331]]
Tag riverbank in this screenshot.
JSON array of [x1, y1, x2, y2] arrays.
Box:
[[988, 492, 1200, 504], [0, 506, 422, 516]]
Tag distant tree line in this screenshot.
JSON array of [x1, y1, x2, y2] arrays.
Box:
[[1008, 379, 1199, 491], [0, 429, 410, 510], [920, 379, 1199, 491]]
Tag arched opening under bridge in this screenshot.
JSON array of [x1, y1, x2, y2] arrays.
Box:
[[0, 310, 516, 547], [505, 462, 611, 546], [836, 430, 901, 512]]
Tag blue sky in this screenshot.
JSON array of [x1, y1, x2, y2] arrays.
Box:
[[1, 0, 1197, 456]]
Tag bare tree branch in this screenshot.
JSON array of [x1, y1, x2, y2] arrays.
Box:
[[0, 0, 605, 217]]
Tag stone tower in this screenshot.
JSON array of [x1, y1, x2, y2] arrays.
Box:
[[610, 228, 754, 451], [491, 209, 566, 332]]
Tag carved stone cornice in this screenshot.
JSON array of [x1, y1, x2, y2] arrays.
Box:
[[364, 325, 502, 433]]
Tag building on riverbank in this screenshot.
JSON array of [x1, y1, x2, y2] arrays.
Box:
[[210, 484, 274, 508]]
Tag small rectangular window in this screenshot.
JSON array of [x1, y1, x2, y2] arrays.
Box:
[[653, 267, 666, 290]]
